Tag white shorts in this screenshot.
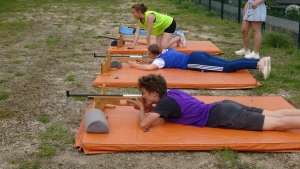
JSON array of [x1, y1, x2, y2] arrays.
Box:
[[243, 0, 266, 22]]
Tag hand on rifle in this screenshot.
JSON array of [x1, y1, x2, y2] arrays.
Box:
[[127, 98, 153, 113]]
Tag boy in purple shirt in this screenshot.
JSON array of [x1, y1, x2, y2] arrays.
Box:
[[127, 74, 300, 131]]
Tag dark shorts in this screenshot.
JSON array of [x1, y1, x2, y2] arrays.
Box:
[[164, 19, 176, 33], [205, 100, 264, 131]]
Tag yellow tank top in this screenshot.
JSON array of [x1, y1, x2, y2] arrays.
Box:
[[136, 10, 173, 36]]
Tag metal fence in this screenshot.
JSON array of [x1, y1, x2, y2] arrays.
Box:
[[192, 0, 300, 47]]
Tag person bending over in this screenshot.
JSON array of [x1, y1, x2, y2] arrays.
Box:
[[128, 3, 186, 49], [127, 74, 300, 131], [128, 44, 271, 80]]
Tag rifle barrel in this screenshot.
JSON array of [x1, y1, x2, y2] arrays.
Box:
[[66, 91, 141, 97]]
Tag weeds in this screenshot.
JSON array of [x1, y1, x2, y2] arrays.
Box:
[[65, 75, 75, 81], [263, 31, 294, 48], [0, 92, 9, 100]]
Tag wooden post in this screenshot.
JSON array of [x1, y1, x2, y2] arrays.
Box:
[[117, 23, 124, 49], [100, 81, 106, 95]]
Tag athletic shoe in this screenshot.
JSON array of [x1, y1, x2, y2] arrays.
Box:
[[235, 48, 251, 56], [175, 32, 187, 47], [258, 57, 270, 80], [245, 51, 260, 59]]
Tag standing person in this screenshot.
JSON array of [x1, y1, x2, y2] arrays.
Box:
[[128, 44, 271, 80], [127, 74, 300, 131], [128, 3, 186, 49], [235, 0, 266, 59]]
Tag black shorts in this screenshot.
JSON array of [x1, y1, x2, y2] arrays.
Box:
[[164, 19, 176, 33], [205, 100, 264, 131]]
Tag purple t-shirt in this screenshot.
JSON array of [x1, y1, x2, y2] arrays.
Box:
[[152, 89, 212, 127]]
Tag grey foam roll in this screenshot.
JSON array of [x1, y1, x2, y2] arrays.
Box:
[[110, 60, 122, 69], [84, 108, 109, 133]]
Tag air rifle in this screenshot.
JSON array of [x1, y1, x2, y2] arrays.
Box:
[[66, 90, 152, 111]]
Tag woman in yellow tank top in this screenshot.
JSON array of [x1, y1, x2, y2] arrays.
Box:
[[128, 3, 186, 49]]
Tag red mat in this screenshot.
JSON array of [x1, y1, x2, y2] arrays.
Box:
[[108, 40, 223, 55], [75, 96, 300, 154], [94, 63, 261, 89]]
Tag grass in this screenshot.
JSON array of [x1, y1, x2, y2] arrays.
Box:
[[8, 123, 74, 167], [15, 72, 24, 76], [46, 35, 62, 46], [211, 149, 262, 169], [74, 96, 87, 101], [38, 123, 74, 155], [0, 92, 9, 100], [65, 75, 75, 81], [68, 59, 84, 63], [37, 115, 51, 123]]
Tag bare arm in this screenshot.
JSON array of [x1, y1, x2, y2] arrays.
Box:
[[251, 0, 265, 9], [127, 99, 162, 130], [146, 13, 155, 47], [128, 60, 159, 70], [128, 23, 141, 49], [149, 117, 165, 126]]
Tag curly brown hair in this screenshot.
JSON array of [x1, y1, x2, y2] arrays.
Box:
[[132, 3, 148, 14], [138, 74, 167, 98], [148, 44, 162, 55]]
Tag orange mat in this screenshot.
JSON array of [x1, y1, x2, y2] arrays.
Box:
[[94, 63, 261, 89], [75, 96, 300, 154], [108, 40, 223, 55]]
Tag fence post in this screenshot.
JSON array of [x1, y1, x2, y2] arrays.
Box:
[[221, 0, 224, 19], [209, 0, 211, 12], [238, 0, 241, 23], [298, 17, 300, 48]]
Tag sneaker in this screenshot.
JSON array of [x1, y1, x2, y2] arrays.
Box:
[[245, 51, 260, 59], [235, 48, 251, 56], [174, 32, 187, 47], [258, 57, 270, 80]]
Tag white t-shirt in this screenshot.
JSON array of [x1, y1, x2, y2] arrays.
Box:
[[152, 58, 165, 68]]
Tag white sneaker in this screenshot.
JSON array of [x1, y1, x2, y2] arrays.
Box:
[[258, 57, 270, 80], [245, 51, 260, 59], [235, 48, 251, 56], [174, 32, 186, 47]]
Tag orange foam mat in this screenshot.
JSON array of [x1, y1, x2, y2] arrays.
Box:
[[108, 40, 223, 55], [75, 96, 300, 154], [94, 63, 261, 89]]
